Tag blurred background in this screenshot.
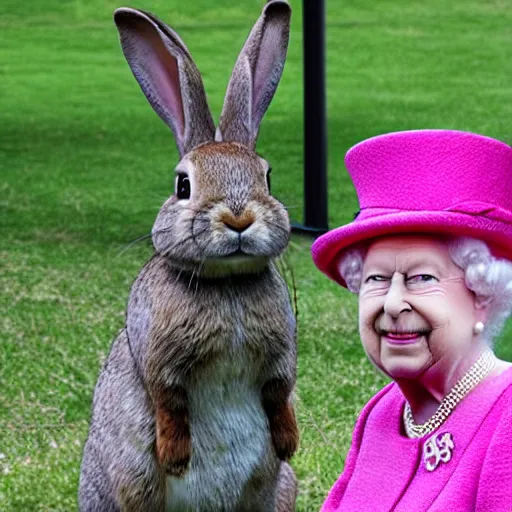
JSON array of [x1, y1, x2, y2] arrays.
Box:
[[1, 0, 512, 509]]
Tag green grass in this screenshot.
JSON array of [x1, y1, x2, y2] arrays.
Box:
[[1, 0, 512, 510]]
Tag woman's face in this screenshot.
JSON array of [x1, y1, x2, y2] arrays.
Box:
[[358, 235, 483, 380]]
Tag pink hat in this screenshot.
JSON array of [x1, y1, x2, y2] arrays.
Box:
[[311, 129, 512, 288]]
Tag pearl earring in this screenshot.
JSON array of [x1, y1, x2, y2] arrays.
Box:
[[474, 322, 485, 335]]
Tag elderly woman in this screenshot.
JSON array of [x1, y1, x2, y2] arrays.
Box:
[[312, 130, 512, 511]]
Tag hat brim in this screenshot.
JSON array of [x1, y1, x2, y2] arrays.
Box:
[[311, 210, 512, 288]]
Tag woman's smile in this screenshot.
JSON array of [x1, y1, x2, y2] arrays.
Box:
[[382, 332, 425, 345]]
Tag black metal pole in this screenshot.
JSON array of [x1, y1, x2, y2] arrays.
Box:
[[292, 0, 328, 235]]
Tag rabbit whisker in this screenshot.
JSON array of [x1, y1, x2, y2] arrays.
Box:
[[159, 223, 210, 258], [172, 268, 184, 287], [161, 234, 199, 258], [277, 254, 299, 320], [191, 214, 208, 253], [152, 226, 177, 236], [195, 256, 208, 295], [187, 267, 197, 291], [116, 233, 153, 258], [266, 222, 290, 235]]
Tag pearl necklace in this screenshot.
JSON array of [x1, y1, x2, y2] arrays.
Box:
[[403, 349, 496, 439]]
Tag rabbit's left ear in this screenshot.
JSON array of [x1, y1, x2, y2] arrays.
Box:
[[216, 1, 291, 149], [114, 8, 215, 157]]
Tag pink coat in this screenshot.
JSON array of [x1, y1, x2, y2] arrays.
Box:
[[321, 367, 512, 511]]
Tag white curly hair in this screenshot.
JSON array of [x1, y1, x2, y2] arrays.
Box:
[[338, 236, 512, 343]]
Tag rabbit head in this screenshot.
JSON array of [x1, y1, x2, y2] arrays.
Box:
[[114, 2, 292, 277]]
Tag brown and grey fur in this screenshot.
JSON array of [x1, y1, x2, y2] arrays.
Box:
[[79, 2, 298, 511]]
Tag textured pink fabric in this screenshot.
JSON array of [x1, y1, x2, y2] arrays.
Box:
[[321, 368, 512, 512], [311, 130, 512, 288]]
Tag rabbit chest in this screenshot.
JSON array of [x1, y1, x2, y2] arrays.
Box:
[[134, 263, 293, 510], [165, 348, 277, 511]]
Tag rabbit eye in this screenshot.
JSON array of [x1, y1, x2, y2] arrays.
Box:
[[266, 167, 272, 193], [176, 174, 191, 199]]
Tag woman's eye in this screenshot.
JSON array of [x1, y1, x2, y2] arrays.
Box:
[[365, 275, 388, 283], [176, 174, 191, 199], [407, 274, 437, 284]]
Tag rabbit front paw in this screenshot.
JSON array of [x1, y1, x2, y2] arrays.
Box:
[[157, 434, 191, 477], [262, 379, 299, 461], [156, 410, 192, 477], [270, 403, 299, 461]]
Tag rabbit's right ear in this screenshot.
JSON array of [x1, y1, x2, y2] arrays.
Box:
[[114, 8, 215, 157], [216, 1, 291, 149]]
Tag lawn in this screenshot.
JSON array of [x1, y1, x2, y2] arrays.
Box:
[[1, 0, 512, 510]]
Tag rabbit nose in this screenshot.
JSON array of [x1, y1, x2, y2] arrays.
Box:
[[221, 211, 255, 233]]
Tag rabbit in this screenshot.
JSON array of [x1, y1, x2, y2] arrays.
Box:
[[78, 2, 299, 511]]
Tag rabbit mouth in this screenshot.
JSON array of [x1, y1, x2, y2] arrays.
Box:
[[212, 248, 263, 262], [224, 249, 249, 258], [200, 254, 269, 277]]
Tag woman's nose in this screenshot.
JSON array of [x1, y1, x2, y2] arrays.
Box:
[[383, 274, 411, 317]]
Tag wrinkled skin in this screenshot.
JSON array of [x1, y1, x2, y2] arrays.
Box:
[[358, 235, 493, 422]]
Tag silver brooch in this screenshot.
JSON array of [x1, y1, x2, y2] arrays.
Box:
[[423, 432, 454, 472]]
